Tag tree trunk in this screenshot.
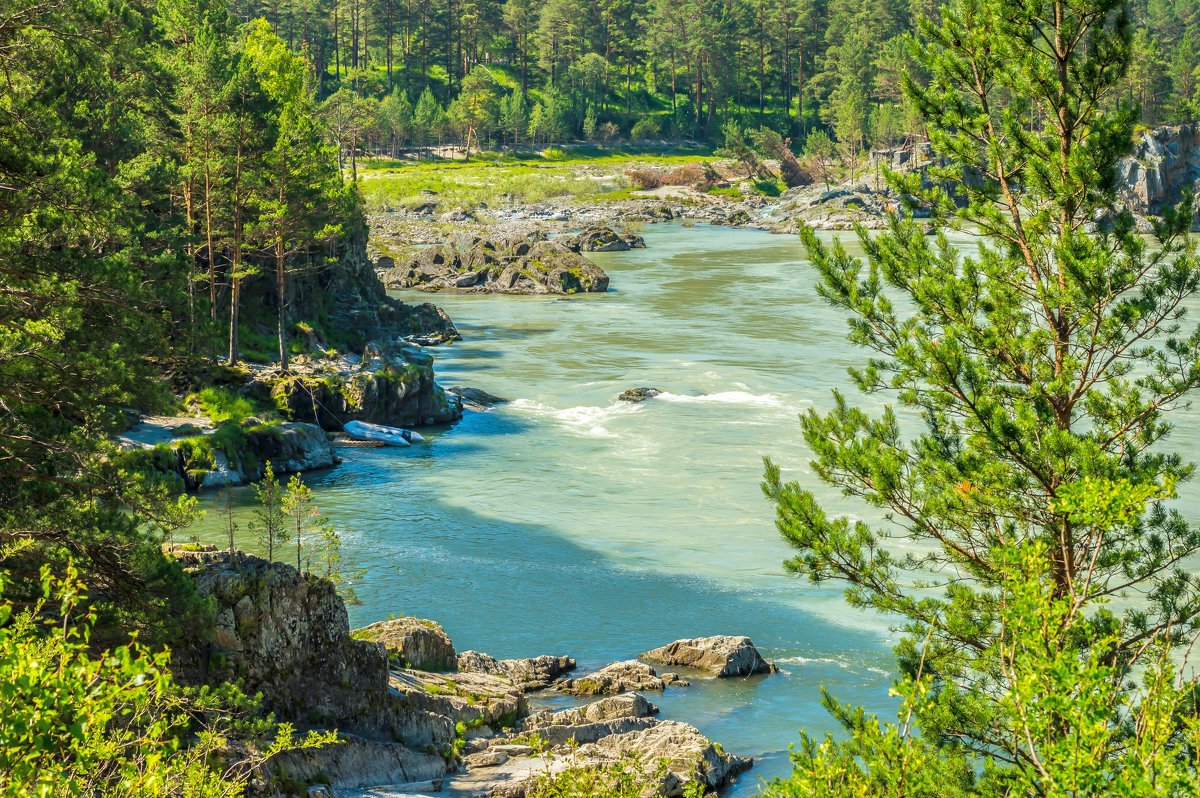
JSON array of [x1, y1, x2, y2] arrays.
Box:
[[276, 240, 288, 372]]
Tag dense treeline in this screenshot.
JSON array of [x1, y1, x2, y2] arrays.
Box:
[[237, 0, 1200, 152], [0, 0, 359, 789], [0, 0, 357, 638]]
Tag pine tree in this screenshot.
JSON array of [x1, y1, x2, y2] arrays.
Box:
[[247, 23, 346, 371], [765, 0, 1200, 790], [282, 474, 319, 571], [413, 86, 446, 148], [312, 521, 366, 604], [447, 65, 501, 156], [249, 462, 285, 562]]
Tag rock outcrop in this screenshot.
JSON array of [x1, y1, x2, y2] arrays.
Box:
[[523, 694, 660, 747], [259, 343, 462, 431], [123, 420, 339, 491], [454, 698, 749, 797], [457, 650, 577, 691], [447, 386, 507, 411], [304, 234, 461, 347], [171, 549, 751, 797], [171, 551, 457, 755], [642, 635, 776, 678], [378, 235, 610, 295], [392, 668, 527, 730], [558, 660, 687, 696], [578, 720, 753, 796], [1117, 124, 1200, 222], [266, 735, 447, 791], [355, 618, 458, 672]]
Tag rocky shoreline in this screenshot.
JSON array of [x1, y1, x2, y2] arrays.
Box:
[[172, 548, 771, 797], [369, 125, 1200, 264]]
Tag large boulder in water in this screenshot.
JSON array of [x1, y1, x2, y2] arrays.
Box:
[[447, 386, 507, 411], [354, 618, 457, 672], [262, 343, 462, 431], [641, 635, 776, 678]]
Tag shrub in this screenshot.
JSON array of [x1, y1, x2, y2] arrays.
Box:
[[624, 168, 661, 189], [0, 565, 336, 797], [629, 117, 661, 141]]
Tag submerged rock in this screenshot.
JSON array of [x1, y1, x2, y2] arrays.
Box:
[[354, 618, 457, 672], [447, 386, 508, 412], [641, 635, 776, 678]]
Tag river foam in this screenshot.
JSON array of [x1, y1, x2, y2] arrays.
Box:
[[510, 398, 643, 438], [655, 390, 785, 407]]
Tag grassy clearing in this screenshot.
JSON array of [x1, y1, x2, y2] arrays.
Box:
[[359, 144, 717, 212]]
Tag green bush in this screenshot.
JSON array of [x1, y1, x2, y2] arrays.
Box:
[[0, 565, 336, 797], [630, 117, 661, 141]]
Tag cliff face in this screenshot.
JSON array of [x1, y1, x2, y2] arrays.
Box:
[[172, 550, 456, 755], [1117, 124, 1200, 219]]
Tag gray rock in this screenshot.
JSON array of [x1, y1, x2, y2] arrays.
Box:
[[354, 617, 457, 672], [447, 386, 508, 412], [267, 733, 447, 789], [579, 720, 752, 796], [378, 236, 609, 295], [457, 650, 576, 691], [263, 342, 462, 431], [558, 660, 686, 696], [616, 387, 661, 403], [567, 226, 631, 252], [394, 668, 527, 730], [171, 551, 457, 757], [641, 635, 776, 678], [464, 750, 509, 768]]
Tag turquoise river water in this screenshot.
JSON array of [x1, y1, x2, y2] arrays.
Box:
[[189, 222, 1200, 794]]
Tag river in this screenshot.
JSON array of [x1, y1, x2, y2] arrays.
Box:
[[192, 221, 1175, 794]]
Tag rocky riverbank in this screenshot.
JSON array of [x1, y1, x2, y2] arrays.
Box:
[[368, 126, 1200, 261], [171, 548, 770, 797], [120, 417, 339, 489]]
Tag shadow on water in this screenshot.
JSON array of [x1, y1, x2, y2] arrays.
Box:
[[292, 473, 895, 794]]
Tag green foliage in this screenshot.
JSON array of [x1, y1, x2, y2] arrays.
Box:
[[766, 0, 1200, 792], [766, 523, 1200, 798], [801, 131, 837, 190], [249, 462, 286, 562], [630, 116, 662, 141], [193, 387, 257, 424], [0, 565, 336, 797], [526, 751, 649, 798]]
